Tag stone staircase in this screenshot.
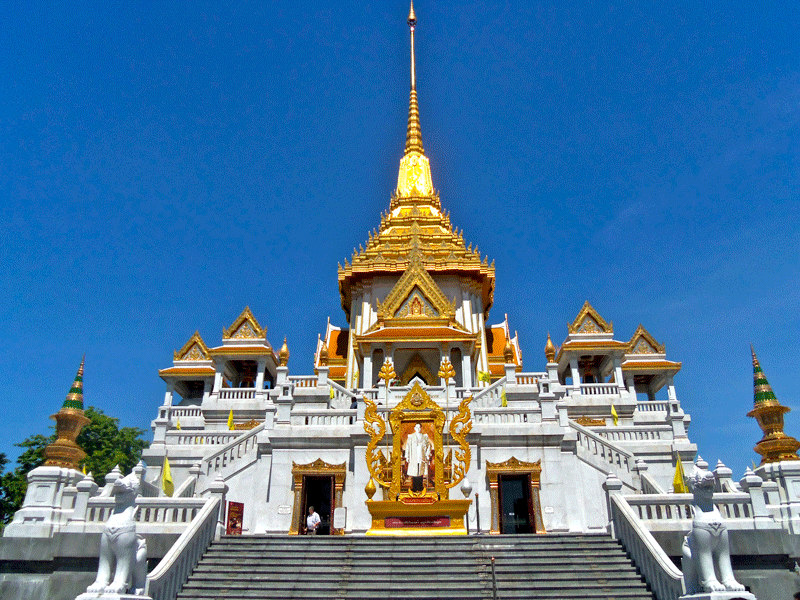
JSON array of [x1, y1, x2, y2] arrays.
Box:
[[177, 534, 655, 600]]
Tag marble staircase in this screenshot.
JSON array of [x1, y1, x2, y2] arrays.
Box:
[[176, 533, 655, 600]]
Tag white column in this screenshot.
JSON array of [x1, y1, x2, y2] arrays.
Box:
[[213, 366, 224, 393], [163, 382, 175, 407], [461, 353, 473, 389], [363, 353, 373, 388], [255, 359, 266, 390], [666, 376, 677, 401], [569, 357, 580, 390]]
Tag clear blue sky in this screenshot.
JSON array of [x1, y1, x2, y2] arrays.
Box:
[[1, 1, 798, 478]]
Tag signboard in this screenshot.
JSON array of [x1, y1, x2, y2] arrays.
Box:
[[277, 504, 292, 515], [333, 507, 347, 530], [385, 515, 450, 528], [226, 501, 244, 535]]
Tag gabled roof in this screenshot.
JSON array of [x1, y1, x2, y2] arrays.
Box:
[[376, 249, 456, 322], [568, 301, 613, 334], [627, 324, 665, 355], [222, 306, 265, 340], [173, 331, 211, 361]]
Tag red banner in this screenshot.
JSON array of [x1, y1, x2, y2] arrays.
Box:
[[385, 515, 450, 528], [226, 501, 244, 535]]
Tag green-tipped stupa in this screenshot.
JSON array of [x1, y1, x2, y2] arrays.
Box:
[[44, 356, 90, 470], [747, 346, 800, 465]]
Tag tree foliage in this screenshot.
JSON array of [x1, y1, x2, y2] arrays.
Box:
[[0, 407, 149, 526]]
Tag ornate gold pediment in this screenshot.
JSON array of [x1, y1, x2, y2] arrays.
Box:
[[174, 331, 211, 361], [574, 416, 606, 427], [375, 253, 456, 323], [568, 301, 613, 334], [627, 324, 665, 354], [400, 355, 436, 386], [234, 419, 261, 430], [485, 457, 542, 480], [223, 306, 266, 339]]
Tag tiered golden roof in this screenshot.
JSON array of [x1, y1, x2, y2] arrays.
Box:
[[338, 2, 494, 319]]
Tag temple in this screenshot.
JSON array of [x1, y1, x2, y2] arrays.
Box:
[[3, 4, 800, 600]]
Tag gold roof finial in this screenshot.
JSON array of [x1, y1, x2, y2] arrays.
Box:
[[405, 1, 423, 156], [319, 340, 329, 367], [544, 333, 556, 363], [279, 337, 290, 367], [45, 356, 90, 470]]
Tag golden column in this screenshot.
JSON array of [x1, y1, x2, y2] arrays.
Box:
[[747, 346, 800, 465], [44, 357, 91, 469]]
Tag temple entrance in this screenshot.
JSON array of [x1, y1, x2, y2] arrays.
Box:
[[499, 474, 533, 534], [301, 475, 333, 535]]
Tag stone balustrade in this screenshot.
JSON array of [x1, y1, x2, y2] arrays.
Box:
[[166, 431, 242, 446], [288, 375, 319, 388], [593, 425, 671, 442], [81, 497, 207, 527], [204, 423, 264, 479], [290, 409, 357, 426], [217, 388, 257, 400], [473, 407, 536, 424], [159, 406, 203, 420], [579, 382, 620, 396], [635, 400, 670, 413], [571, 419, 634, 474], [514, 372, 546, 385], [624, 493, 759, 527]]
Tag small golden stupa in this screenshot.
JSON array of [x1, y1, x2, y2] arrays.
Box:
[[44, 357, 90, 469], [747, 346, 800, 465]]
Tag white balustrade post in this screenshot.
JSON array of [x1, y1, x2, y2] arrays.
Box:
[[739, 469, 769, 520], [208, 474, 229, 539], [668, 399, 687, 439], [556, 401, 568, 427], [713, 459, 733, 493], [189, 462, 203, 497], [603, 473, 624, 536], [504, 362, 516, 384], [317, 365, 329, 386], [71, 474, 99, 523]]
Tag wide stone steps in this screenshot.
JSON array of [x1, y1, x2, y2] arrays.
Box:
[[176, 534, 655, 600]]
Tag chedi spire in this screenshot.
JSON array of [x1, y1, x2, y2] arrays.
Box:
[[44, 356, 90, 470]]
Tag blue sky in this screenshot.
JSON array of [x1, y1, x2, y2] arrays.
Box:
[[1, 1, 798, 478]]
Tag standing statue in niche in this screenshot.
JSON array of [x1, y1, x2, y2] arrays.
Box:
[[405, 423, 432, 492], [85, 470, 148, 596], [681, 462, 746, 595]]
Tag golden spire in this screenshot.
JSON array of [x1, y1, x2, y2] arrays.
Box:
[[45, 356, 90, 470], [747, 346, 800, 464], [405, 1, 423, 155], [544, 333, 556, 363], [279, 337, 290, 366]]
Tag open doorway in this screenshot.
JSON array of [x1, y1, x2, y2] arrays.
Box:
[[499, 474, 534, 534], [301, 475, 333, 535]]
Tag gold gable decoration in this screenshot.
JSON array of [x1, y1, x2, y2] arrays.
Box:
[[568, 301, 613, 334], [233, 419, 261, 431], [174, 331, 211, 361], [400, 354, 436, 386], [628, 324, 665, 354], [223, 306, 265, 340]]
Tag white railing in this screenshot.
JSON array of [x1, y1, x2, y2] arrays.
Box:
[[640, 472, 666, 495], [570, 420, 636, 487], [473, 407, 535, 425], [145, 496, 221, 600], [159, 406, 203, 420], [609, 494, 685, 600], [515, 372, 542, 385], [472, 377, 507, 407], [290, 409, 356, 426], [625, 493, 754, 524], [579, 382, 620, 395], [593, 426, 671, 442], [84, 497, 207, 525], [173, 475, 197, 498], [167, 431, 242, 446], [635, 400, 670, 413], [217, 388, 256, 400], [204, 423, 264, 479], [289, 375, 318, 388]]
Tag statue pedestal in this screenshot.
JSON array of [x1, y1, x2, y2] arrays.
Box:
[[365, 498, 471, 536], [679, 592, 756, 600], [76, 594, 153, 600]]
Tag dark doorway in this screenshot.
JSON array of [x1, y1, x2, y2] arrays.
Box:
[[301, 475, 333, 535], [499, 474, 533, 534]]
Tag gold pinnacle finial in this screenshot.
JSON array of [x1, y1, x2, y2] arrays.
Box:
[[279, 337, 290, 366], [405, 1, 423, 155], [545, 333, 556, 363]]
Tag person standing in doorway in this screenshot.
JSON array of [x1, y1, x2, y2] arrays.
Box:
[[306, 506, 320, 535]]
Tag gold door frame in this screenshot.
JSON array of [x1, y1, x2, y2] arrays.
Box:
[[485, 457, 545, 534], [289, 459, 346, 535]]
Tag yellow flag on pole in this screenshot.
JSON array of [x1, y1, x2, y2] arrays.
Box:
[[611, 403, 619, 426], [175, 419, 181, 430], [162, 456, 174, 497], [82, 464, 87, 475], [478, 371, 491, 383], [227, 410, 234, 430], [330, 387, 335, 400], [673, 456, 689, 493], [501, 388, 508, 407]]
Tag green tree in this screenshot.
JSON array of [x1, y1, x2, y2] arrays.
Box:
[[0, 407, 148, 526]]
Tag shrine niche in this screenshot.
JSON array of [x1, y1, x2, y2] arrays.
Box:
[[363, 383, 472, 535]]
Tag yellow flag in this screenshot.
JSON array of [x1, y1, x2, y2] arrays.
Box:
[[227, 409, 234, 430], [330, 387, 335, 400], [611, 403, 619, 426], [162, 456, 174, 497], [175, 419, 181, 430], [82, 464, 87, 475], [673, 456, 688, 493], [478, 371, 491, 383], [501, 388, 508, 407]]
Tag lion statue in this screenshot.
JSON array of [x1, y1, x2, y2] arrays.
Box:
[[86, 470, 148, 596], [681, 460, 746, 595]]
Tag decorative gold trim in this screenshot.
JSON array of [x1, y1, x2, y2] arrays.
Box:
[[485, 457, 545, 535], [567, 301, 613, 334], [223, 306, 265, 339], [174, 331, 211, 361], [289, 459, 347, 536], [400, 354, 436, 386], [233, 419, 261, 430], [575, 416, 606, 427], [375, 252, 457, 323], [627, 324, 665, 354]]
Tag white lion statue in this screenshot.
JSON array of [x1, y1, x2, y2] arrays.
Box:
[[86, 470, 148, 596], [681, 461, 746, 595]]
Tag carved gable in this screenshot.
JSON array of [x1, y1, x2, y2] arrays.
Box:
[[628, 324, 665, 354], [568, 301, 613, 334], [174, 331, 211, 361], [223, 306, 265, 339], [376, 254, 456, 322]]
